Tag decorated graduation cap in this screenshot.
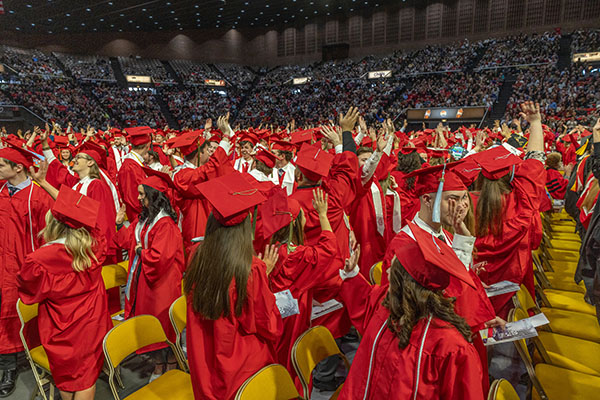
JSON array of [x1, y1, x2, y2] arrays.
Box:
[[125, 126, 153, 146], [393, 224, 476, 291], [51, 185, 100, 230], [295, 143, 334, 182], [259, 187, 302, 240], [171, 130, 205, 156], [197, 172, 267, 226], [0, 144, 43, 169], [255, 149, 281, 169], [471, 145, 522, 180]]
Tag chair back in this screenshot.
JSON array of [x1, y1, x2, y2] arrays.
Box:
[[17, 300, 38, 325], [487, 379, 519, 400], [513, 285, 538, 313], [369, 261, 382, 285], [103, 314, 168, 369], [292, 326, 350, 398], [234, 364, 300, 400], [169, 295, 188, 371], [102, 264, 128, 290]]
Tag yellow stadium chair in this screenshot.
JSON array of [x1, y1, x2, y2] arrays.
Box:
[[543, 248, 578, 263], [532, 364, 600, 400], [546, 232, 580, 242], [533, 264, 585, 294], [16, 300, 55, 400], [537, 288, 596, 315], [102, 315, 193, 400], [513, 285, 600, 343], [369, 261, 382, 285], [102, 263, 128, 326], [291, 326, 350, 399], [549, 224, 576, 234], [546, 239, 580, 252], [234, 364, 301, 400], [512, 308, 600, 377], [487, 378, 519, 400], [168, 295, 188, 372]]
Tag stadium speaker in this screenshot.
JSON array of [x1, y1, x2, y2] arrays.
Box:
[[322, 43, 350, 62]]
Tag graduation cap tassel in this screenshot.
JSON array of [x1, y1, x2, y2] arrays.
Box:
[[432, 164, 446, 224]]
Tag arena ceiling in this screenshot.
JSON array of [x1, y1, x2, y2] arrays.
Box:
[[0, 0, 416, 34]]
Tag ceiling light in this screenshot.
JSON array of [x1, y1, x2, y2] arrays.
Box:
[[66, 13, 70, 16], [86, 8, 91, 12]]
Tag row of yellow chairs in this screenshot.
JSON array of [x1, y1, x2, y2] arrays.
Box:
[[510, 211, 600, 399]]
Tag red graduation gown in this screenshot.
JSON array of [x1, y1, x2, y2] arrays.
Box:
[[173, 147, 232, 251], [0, 181, 53, 353], [186, 257, 283, 400], [475, 159, 545, 318], [339, 274, 484, 400], [117, 157, 147, 222], [268, 231, 338, 375], [46, 160, 118, 259], [113, 215, 184, 347], [391, 170, 420, 227], [17, 240, 111, 392]]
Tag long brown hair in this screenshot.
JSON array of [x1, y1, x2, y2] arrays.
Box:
[[474, 173, 512, 237], [383, 259, 472, 349], [184, 214, 254, 319]]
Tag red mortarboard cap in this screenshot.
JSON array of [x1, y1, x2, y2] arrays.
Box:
[[197, 172, 267, 226], [471, 146, 522, 180], [271, 140, 295, 153], [125, 126, 153, 146], [393, 224, 476, 290], [140, 167, 175, 193], [238, 132, 258, 146], [295, 143, 334, 182], [399, 147, 418, 155], [290, 130, 314, 145], [171, 130, 205, 156], [259, 187, 301, 239], [452, 156, 481, 187], [255, 149, 280, 169], [53, 135, 70, 148], [78, 141, 107, 170], [51, 185, 100, 230], [405, 161, 467, 197], [428, 148, 447, 159], [0, 144, 41, 169]]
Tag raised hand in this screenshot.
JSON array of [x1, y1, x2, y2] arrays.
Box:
[[339, 106, 360, 132], [358, 115, 367, 133], [321, 125, 342, 147], [204, 118, 212, 131], [115, 202, 126, 225], [344, 244, 361, 273], [312, 188, 329, 216], [258, 244, 280, 275], [519, 101, 541, 124], [448, 197, 470, 236], [29, 160, 48, 184]]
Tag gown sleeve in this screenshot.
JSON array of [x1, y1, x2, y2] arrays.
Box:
[[117, 162, 145, 221], [238, 259, 283, 342], [17, 256, 51, 305], [339, 273, 387, 336], [46, 159, 79, 188], [438, 343, 484, 400], [173, 147, 230, 197]]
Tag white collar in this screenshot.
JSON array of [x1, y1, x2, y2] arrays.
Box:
[[413, 213, 443, 237]]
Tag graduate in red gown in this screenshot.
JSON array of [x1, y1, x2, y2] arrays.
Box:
[[338, 224, 484, 400], [36, 135, 118, 262], [0, 145, 53, 396], [259, 188, 338, 386], [117, 127, 152, 222], [113, 168, 184, 381], [185, 173, 282, 400], [472, 102, 546, 318], [171, 126, 234, 252], [17, 186, 112, 400]]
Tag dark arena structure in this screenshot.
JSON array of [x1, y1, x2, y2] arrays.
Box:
[[0, 1, 600, 399]]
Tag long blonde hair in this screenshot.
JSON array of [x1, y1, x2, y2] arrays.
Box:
[[41, 211, 97, 272]]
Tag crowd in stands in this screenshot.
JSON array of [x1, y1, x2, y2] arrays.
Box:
[[571, 28, 600, 53], [3, 76, 110, 129], [170, 59, 222, 84], [215, 63, 256, 89], [163, 86, 243, 129], [0, 45, 64, 76], [92, 83, 166, 128], [56, 53, 115, 81], [504, 64, 600, 126], [476, 31, 560, 69], [119, 56, 175, 84]]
